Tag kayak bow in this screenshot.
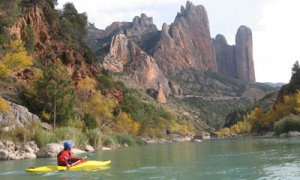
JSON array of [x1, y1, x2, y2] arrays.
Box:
[[26, 160, 111, 172]]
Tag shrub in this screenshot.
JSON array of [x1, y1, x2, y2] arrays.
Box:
[[274, 114, 300, 135], [83, 113, 98, 129], [97, 74, 116, 91]]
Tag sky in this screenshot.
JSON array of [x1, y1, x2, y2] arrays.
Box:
[[57, 0, 300, 83]]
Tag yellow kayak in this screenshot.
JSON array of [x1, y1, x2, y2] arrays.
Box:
[[26, 160, 111, 172]]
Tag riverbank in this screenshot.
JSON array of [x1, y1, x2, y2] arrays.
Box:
[[0, 134, 196, 161]]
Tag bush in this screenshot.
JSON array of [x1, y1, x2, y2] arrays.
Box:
[[97, 74, 116, 91], [274, 114, 300, 135], [83, 113, 98, 129]]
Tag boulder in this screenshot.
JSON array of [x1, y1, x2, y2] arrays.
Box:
[[0, 100, 40, 127], [279, 133, 288, 138], [287, 131, 300, 137], [15, 144, 37, 160], [102, 147, 112, 151], [71, 148, 86, 155], [85, 145, 95, 152], [41, 122, 53, 131], [0, 150, 9, 160], [2, 141, 16, 152], [36, 143, 63, 158]]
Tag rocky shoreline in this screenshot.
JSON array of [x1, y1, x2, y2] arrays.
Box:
[[0, 135, 196, 161], [0, 141, 98, 161]]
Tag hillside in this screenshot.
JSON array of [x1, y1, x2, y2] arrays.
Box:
[[0, 0, 276, 152]]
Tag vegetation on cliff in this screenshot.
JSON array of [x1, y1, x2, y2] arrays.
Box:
[[217, 61, 300, 137]]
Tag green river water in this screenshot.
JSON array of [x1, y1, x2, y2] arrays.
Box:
[[0, 137, 300, 180]]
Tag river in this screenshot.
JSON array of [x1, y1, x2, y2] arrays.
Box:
[[0, 137, 299, 179]]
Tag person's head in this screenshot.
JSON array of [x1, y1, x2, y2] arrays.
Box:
[[64, 141, 72, 150]]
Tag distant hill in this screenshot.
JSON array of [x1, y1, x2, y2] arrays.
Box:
[[263, 82, 286, 88]]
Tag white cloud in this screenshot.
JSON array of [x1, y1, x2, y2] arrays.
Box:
[[253, 0, 300, 82], [57, 0, 300, 83]]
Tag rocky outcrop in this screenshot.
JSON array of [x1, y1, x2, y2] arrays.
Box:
[[235, 26, 255, 82], [156, 83, 167, 104], [0, 141, 39, 160], [88, 13, 159, 57], [213, 34, 237, 78], [103, 34, 170, 94], [213, 26, 255, 83], [36, 143, 87, 158], [0, 99, 39, 127], [36, 143, 63, 158], [9, 4, 91, 82], [153, 1, 217, 75]]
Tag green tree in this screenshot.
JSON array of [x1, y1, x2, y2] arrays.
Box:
[[24, 26, 36, 53], [23, 60, 76, 129]]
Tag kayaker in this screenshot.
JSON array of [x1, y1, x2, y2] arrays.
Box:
[[57, 141, 80, 168]]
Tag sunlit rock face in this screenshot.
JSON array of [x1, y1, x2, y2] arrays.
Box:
[[103, 34, 171, 95], [153, 1, 217, 75]]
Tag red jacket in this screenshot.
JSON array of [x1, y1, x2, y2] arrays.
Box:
[[57, 149, 79, 166]]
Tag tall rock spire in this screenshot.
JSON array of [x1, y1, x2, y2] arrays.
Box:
[[235, 26, 255, 82]]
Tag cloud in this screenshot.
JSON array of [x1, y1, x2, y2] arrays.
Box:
[[253, 0, 300, 82]]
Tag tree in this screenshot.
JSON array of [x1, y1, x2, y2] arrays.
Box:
[[24, 26, 36, 53], [0, 40, 32, 78], [115, 112, 141, 135], [23, 60, 75, 129], [292, 60, 300, 76], [86, 91, 116, 130], [76, 77, 96, 114]]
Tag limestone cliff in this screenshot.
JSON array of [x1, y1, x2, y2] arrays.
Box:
[[152, 1, 217, 75], [103, 34, 171, 95]]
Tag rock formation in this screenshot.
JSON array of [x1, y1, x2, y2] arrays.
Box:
[[235, 26, 255, 82], [0, 99, 40, 128], [103, 34, 170, 94], [213, 26, 255, 83], [213, 34, 237, 78], [88, 13, 160, 58], [9, 4, 91, 82], [0, 141, 39, 160], [152, 1, 217, 75], [156, 83, 167, 104]]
